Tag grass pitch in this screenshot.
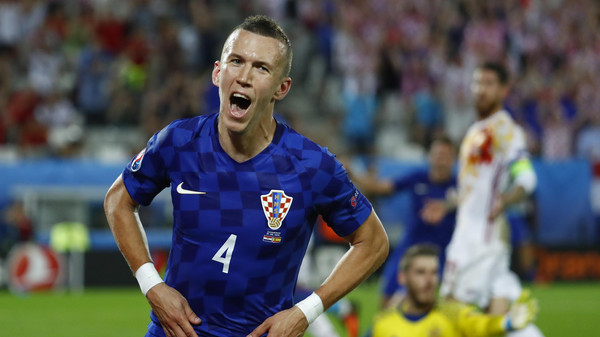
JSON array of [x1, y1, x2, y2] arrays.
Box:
[[0, 282, 597, 336]]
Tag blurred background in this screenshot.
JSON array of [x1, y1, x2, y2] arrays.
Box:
[[0, 0, 598, 336]]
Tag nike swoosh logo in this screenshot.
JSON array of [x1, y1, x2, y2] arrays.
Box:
[[176, 182, 206, 195]]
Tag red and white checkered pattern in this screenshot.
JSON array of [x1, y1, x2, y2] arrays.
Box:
[[261, 190, 293, 228]]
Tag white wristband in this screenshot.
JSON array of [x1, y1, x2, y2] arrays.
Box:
[[135, 262, 164, 295], [295, 292, 324, 325]]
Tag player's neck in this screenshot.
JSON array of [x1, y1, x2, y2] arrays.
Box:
[[402, 297, 434, 316], [477, 105, 503, 120], [429, 168, 451, 183], [218, 117, 276, 163]]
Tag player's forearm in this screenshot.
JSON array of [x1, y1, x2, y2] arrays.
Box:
[[315, 211, 389, 310], [361, 179, 395, 196], [446, 302, 505, 337], [500, 185, 527, 209], [104, 176, 153, 273], [459, 313, 505, 337], [348, 169, 394, 196]]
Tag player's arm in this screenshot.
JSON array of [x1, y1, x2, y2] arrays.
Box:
[[248, 210, 389, 337], [104, 175, 201, 337], [421, 188, 458, 225], [348, 169, 395, 196], [316, 209, 389, 307], [489, 157, 537, 220], [442, 291, 538, 337], [452, 303, 506, 337]]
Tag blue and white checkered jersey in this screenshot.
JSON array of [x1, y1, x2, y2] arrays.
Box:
[[121, 113, 373, 337]]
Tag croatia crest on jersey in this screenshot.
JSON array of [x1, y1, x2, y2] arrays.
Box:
[[261, 190, 293, 230]]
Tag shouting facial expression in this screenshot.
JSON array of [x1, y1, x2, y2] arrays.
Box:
[[471, 69, 507, 119], [400, 255, 439, 308], [212, 29, 291, 135]]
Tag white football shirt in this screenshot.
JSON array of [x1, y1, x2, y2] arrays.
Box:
[[453, 110, 528, 249]]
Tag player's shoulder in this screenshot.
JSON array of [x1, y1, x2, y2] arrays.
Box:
[[490, 110, 519, 128], [437, 298, 474, 321], [408, 168, 430, 182], [276, 122, 337, 167], [490, 110, 526, 140], [158, 113, 216, 146], [374, 307, 402, 323]]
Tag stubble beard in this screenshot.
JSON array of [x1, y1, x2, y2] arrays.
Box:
[[476, 98, 500, 120]]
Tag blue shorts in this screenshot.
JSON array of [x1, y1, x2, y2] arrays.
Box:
[[507, 213, 532, 246]]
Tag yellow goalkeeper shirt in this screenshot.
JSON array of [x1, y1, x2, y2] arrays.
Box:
[[372, 300, 506, 337]]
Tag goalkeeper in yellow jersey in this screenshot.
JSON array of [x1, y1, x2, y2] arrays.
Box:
[[373, 244, 537, 337]]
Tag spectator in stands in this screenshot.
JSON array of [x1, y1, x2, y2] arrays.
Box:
[[538, 88, 575, 161], [577, 111, 600, 177], [35, 88, 81, 130], [0, 0, 597, 168], [5, 86, 46, 150], [0, 200, 33, 258], [75, 33, 114, 125]]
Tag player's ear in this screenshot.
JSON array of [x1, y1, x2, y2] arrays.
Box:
[[272, 77, 291, 101], [212, 61, 221, 87], [398, 271, 406, 286], [500, 83, 510, 99]]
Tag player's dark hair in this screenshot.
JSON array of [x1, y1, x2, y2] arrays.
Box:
[[429, 134, 455, 152], [400, 244, 439, 272], [478, 61, 509, 85], [236, 15, 293, 76]]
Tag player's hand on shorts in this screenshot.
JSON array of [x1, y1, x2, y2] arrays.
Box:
[[247, 306, 308, 337], [504, 289, 538, 331], [420, 199, 448, 225], [146, 283, 201, 337], [488, 196, 505, 221]]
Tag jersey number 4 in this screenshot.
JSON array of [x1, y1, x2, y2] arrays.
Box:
[[212, 234, 237, 274]]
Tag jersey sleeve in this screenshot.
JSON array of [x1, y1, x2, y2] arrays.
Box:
[[392, 171, 419, 192], [438, 300, 505, 337], [496, 121, 537, 192], [121, 125, 174, 206], [312, 151, 373, 237], [495, 117, 528, 164]]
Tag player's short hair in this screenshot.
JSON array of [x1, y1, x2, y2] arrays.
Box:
[[478, 61, 509, 85], [400, 244, 439, 272], [429, 134, 455, 152], [235, 15, 293, 77]]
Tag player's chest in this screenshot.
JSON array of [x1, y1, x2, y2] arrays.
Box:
[[170, 167, 310, 231], [171, 165, 306, 199], [413, 181, 451, 200], [461, 126, 497, 166]]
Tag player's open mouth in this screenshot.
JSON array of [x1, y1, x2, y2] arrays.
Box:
[[229, 93, 251, 118]]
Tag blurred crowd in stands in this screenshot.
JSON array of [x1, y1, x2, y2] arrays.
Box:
[[0, 0, 598, 174]]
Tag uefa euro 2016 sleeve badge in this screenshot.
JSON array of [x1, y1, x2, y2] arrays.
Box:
[[131, 148, 146, 172], [261, 190, 293, 230]]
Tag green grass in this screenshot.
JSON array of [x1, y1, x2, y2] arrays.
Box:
[[0, 282, 598, 336], [0, 288, 150, 336], [527, 283, 600, 337]]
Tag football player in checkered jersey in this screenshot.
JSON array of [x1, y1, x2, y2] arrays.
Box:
[[104, 15, 388, 337]]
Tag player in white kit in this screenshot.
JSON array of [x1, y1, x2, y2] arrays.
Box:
[[440, 62, 543, 337]]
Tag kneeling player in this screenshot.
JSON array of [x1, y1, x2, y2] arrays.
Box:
[[373, 244, 538, 337]]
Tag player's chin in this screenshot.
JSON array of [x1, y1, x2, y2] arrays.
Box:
[[475, 100, 494, 115], [222, 110, 251, 133], [417, 292, 436, 306]]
